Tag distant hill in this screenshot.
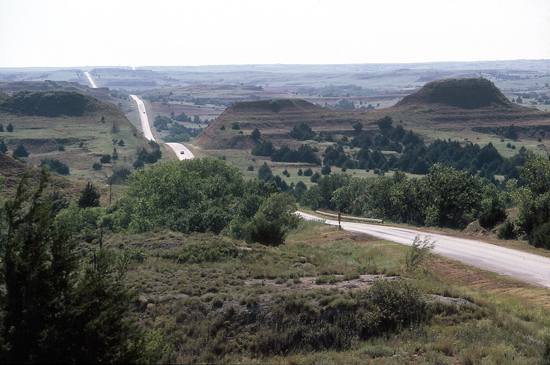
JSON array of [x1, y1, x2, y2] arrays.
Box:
[[394, 78, 511, 109], [195, 78, 550, 150], [0, 80, 116, 102], [0, 90, 153, 178]]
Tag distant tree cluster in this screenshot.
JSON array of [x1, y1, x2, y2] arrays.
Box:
[[271, 145, 321, 165], [289, 123, 316, 141], [318, 116, 527, 185], [163, 123, 203, 143], [0, 90, 88, 117], [40, 158, 70, 175], [133, 141, 162, 169]]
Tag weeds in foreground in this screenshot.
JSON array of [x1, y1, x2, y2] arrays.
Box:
[[404, 235, 434, 271]]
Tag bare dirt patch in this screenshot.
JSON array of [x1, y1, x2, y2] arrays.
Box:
[[428, 259, 524, 292]]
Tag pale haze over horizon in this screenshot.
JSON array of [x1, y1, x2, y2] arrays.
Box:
[[1, 0, 549, 68]]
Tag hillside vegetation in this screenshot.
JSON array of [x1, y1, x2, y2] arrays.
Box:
[[1, 157, 550, 364], [195, 78, 550, 151], [0, 90, 160, 180]]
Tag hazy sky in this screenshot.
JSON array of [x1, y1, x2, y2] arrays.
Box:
[[1, 0, 549, 68]]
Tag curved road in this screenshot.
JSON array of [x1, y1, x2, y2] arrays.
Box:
[[298, 212, 550, 289], [165, 143, 195, 160], [85, 71, 193, 158]]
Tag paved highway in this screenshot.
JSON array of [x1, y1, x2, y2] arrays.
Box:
[[298, 211, 550, 289], [84, 71, 97, 88], [165, 142, 195, 160], [129, 95, 156, 142]]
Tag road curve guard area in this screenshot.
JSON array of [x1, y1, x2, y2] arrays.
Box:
[[315, 210, 384, 223]]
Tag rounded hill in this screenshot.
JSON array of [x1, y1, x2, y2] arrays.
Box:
[[394, 78, 512, 109], [0, 90, 105, 117]]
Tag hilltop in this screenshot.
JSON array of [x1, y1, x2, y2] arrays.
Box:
[[0, 80, 117, 102], [394, 78, 511, 109], [195, 78, 550, 150]]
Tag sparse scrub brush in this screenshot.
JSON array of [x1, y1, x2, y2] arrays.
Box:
[[404, 235, 434, 270]]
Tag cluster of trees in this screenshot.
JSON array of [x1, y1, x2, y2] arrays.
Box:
[[0, 90, 88, 117], [301, 164, 506, 230], [318, 116, 529, 184], [290, 123, 316, 141], [175, 111, 203, 124], [163, 122, 203, 143], [40, 158, 69, 175], [0, 123, 14, 132], [251, 141, 321, 165], [132, 141, 162, 169], [103, 158, 299, 246], [509, 151, 550, 248]]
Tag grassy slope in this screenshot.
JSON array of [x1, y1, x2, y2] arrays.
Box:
[[0, 90, 154, 181], [101, 221, 550, 364]]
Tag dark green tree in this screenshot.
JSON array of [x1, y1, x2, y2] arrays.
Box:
[[246, 194, 299, 246], [12, 144, 28, 158], [251, 128, 261, 140], [1, 169, 141, 363], [6, 123, 13, 132], [0, 140, 7, 153], [1, 169, 78, 363], [78, 182, 101, 208]]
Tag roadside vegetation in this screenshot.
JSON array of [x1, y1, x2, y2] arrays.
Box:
[[1, 154, 550, 363]]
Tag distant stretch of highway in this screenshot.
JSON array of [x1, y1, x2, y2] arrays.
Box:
[[85, 72, 193, 158], [84, 72, 97, 88], [129, 95, 155, 142], [298, 211, 550, 289]]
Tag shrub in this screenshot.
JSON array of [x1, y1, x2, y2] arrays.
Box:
[[404, 235, 434, 270], [310, 171, 321, 183], [0, 140, 7, 153], [303, 168, 313, 176], [93, 163, 102, 171], [40, 158, 70, 175], [498, 220, 517, 240], [12, 144, 28, 158], [100, 154, 111, 164]]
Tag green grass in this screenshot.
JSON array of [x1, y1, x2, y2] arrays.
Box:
[[95, 220, 550, 364]]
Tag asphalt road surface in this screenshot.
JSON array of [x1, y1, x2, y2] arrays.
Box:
[[129, 95, 155, 142], [84, 71, 97, 88], [165, 143, 195, 160], [298, 211, 550, 289]]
